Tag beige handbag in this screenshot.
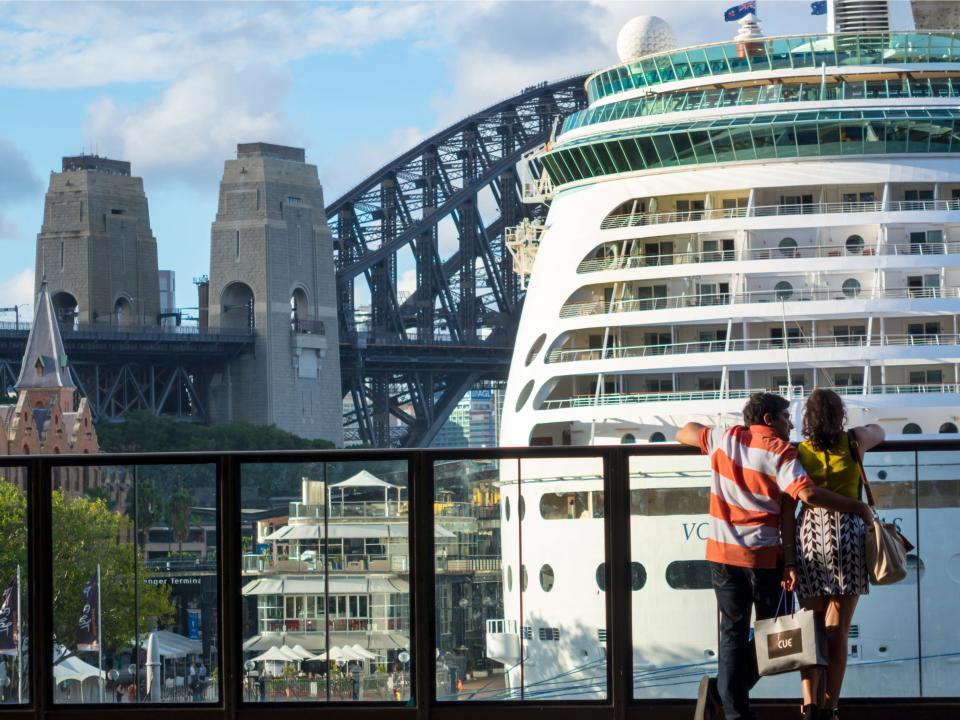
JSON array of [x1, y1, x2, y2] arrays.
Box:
[[848, 430, 914, 585]]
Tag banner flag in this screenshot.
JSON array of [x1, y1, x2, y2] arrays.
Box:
[[0, 576, 18, 654], [811, 0, 827, 15], [725, 1, 757, 22], [76, 573, 100, 651]]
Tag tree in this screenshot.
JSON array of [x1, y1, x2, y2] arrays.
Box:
[[166, 487, 192, 556], [125, 477, 164, 549], [0, 484, 176, 660]]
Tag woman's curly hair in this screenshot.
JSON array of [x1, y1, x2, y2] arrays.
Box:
[[802, 388, 847, 450]]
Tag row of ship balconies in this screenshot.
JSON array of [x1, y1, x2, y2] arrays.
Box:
[[538, 365, 959, 412], [560, 284, 954, 320], [599, 183, 960, 232]]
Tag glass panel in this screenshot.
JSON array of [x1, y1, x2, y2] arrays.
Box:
[[916, 450, 960, 695], [519, 456, 606, 700], [241, 459, 410, 703], [0, 466, 27, 704], [52, 463, 218, 704], [435, 458, 512, 700], [630, 454, 714, 699]]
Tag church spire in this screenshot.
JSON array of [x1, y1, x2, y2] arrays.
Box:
[[15, 279, 74, 391]]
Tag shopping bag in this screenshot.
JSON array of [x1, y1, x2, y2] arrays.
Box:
[[865, 514, 913, 585], [754, 592, 827, 676]]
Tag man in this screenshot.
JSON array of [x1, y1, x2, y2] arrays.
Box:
[[677, 392, 872, 720]]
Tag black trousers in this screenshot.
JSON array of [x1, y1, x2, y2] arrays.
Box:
[[710, 562, 782, 720]]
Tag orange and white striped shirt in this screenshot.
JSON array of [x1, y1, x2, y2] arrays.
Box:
[[699, 425, 813, 569]]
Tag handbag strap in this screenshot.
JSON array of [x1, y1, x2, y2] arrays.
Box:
[[847, 428, 876, 508], [774, 588, 795, 617]]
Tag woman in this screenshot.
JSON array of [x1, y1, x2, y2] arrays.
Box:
[[790, 389, 884, 719]]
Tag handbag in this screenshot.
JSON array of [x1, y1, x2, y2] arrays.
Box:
[[755, 591, 828, 676], [848, 430, 915, 585]]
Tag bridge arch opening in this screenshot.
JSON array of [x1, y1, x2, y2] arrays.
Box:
[[114, 296, 135, 326], [290, 287, 310, 332], [52, 291, 79, 329], [221, 282, 255, 332]]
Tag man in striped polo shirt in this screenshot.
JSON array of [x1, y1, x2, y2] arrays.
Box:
[[677, 392, 872, 720]]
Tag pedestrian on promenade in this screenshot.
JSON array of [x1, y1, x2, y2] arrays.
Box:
[[676, 392, 873, 720], [788, 389, 884, 720]]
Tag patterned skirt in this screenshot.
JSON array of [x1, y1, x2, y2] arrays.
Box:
[[795, 506, 869, 598]]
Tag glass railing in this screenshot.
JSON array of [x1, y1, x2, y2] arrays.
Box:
[[2, 446, 959, 714], [585, 31, 960, 103], [540, 383, 960, 409], [559, 287, 958, 319], [598, 199, 960, 232], [566, 76, 960, 135], [546, 334, 960, 364], [542, 110, 960, 187]]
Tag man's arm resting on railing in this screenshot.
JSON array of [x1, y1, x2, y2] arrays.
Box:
[[676, 422, 708, 448], [797, 485, 872, 523]]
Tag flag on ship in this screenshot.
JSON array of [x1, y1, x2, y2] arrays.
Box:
[[810, 0, 827, 15], [76, 572, 100, 651], [0, 575, 18, 653], [724, 1, 757, 21]]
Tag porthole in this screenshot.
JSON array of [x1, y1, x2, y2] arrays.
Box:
[[665, 560, 712, 589], [649, 432, 666, 443], [507, 566, 513, 591], [515, 380, 535, 412], [903, 422, 922, 434], [774, 281, 793, 300], [940, 422, 959, 434], [521, 565, 528, 592], [778, 237, 798, 257], [519, 495, 526, 521], [621, 433, 637, 444], [526, 334, 547, 366], [505, 496, 511, 521], [631, 562, 647, 591], [540, 564, 555, 592], [596, 563, 606, 591], [845, 234, 865, 254], [841, 278, 861, 298]]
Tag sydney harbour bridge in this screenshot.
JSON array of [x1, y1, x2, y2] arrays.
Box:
[[0, 76, 587, 447]]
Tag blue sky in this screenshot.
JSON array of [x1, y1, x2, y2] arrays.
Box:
[[0, 0, 915, 316]]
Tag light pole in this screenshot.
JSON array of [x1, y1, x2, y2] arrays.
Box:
[[0, 305, 28, 330]]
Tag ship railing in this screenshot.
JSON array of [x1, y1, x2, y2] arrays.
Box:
[[599, 199, 960, 231], [577, 239, 960, 273], [546, 334, 960, 363], [559, 287, 960, 318], [540, 383, 960, 409]]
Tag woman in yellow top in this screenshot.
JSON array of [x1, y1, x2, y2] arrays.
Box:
[[788, 389, 884, 720]]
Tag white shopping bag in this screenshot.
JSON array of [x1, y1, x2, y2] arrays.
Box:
[[754, 592, 828, 676]]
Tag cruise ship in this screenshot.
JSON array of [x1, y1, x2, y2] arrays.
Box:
[[489, 0, 960, 702]]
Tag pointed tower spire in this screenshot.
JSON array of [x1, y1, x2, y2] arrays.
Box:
[[15, 280, 75, 393]]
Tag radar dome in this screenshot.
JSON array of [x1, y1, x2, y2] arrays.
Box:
[[616, 16, 677, 63]]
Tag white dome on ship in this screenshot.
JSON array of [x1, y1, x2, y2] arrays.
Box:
[[616, 15, 677, 63]]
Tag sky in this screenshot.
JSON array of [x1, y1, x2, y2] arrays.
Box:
[[0, 0, 916, 317]]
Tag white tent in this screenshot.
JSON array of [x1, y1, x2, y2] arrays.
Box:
[[52, 654, 105, 684], [308, 647, 346, 662], [250, 646, 297, 663], [333, 470, 396, 490], [289, 644, 315, 660], [350, 644, 377, 660], [139, 630, 202, 658]]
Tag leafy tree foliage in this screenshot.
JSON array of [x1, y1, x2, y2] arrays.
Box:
[[0, 483, 175, 659]]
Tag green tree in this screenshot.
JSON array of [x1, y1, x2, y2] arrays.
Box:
[[125, 477, 164, 549], [43, 491, 175, 658], [0, 482, 27, 590], [166, 487, 192, 555]]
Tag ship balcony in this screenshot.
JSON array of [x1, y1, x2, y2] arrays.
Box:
[[546, 334, 960, 365], [485, 618, 522, 664], [559, 286, 959, 320], [537, 383, 960, 411], [599, 198, 960, 233]]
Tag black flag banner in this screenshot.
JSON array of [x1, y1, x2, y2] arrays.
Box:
[[76, 573, 99, 651], [0, 576, 17, 654]]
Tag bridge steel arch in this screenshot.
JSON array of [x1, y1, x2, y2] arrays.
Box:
[[329, 75, 588, 448]]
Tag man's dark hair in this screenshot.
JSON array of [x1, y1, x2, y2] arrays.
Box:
[[742, 392, 789, 427]]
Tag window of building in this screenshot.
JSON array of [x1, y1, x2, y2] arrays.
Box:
[[842, 278, 862, 298], [698, 377, 721, 391], [778, 237, 798, 257], [631, 562, 647, 591], [539, 564, 555, 592], [904, 189, 934, 203], [538, 627, 560, 642], [649, 432, 666, 443], [504, 496, 510, 522], [774, 281, 793, 300], [907, 322, 940, 339], [521, 626, 532, 640], [645, 378, 673, 393], [845, 234, 865, 254], [834, 372, 864, 387], [939, 422, 959, 434], [507, 565, 513, 591], [520, 565, 528, 592], [903, 423, 923, 434], [621, 433, 637, 444], [596, 563, 607, 591], [909, 370, 943, 385], [526, 334, 547, 366], [515, 380, 534, 412], [833, 325, 866, 345], [665, 560, 713, 590], [540, 491, 603, 520], [519, 495, 525, 521]]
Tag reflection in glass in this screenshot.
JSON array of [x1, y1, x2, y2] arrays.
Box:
[[0, 467, 27, 704], [52, 464, 218, 704], [241, 460, 409, 703]]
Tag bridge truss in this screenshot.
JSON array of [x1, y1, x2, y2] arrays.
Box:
[[329, 75, 588, 447]]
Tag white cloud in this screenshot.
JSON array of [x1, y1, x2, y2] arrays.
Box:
[[0, 2, 435, 89], [84, 62, 292, 184], [319, 126, 428, 203], [0, 138, 42, 200], [0, 268, 35, 318]]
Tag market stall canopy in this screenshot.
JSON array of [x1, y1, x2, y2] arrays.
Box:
[[242, 576, 409, 596], [350, 644, 377, 660], [250, 646, 297, 663], [332, 471, 398, 490], [244, 632, 409, 653], [138, 630, 202, 658], [289, 644, 315, 660], [53, 649, 106, 683]]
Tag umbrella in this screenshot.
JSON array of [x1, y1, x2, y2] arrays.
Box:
[[277, 646, 303, 662], [251, 646, 297, 663], [308, 647, 346, 662], [289, 645, 315, 660], [350, 644, 377, 660]]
